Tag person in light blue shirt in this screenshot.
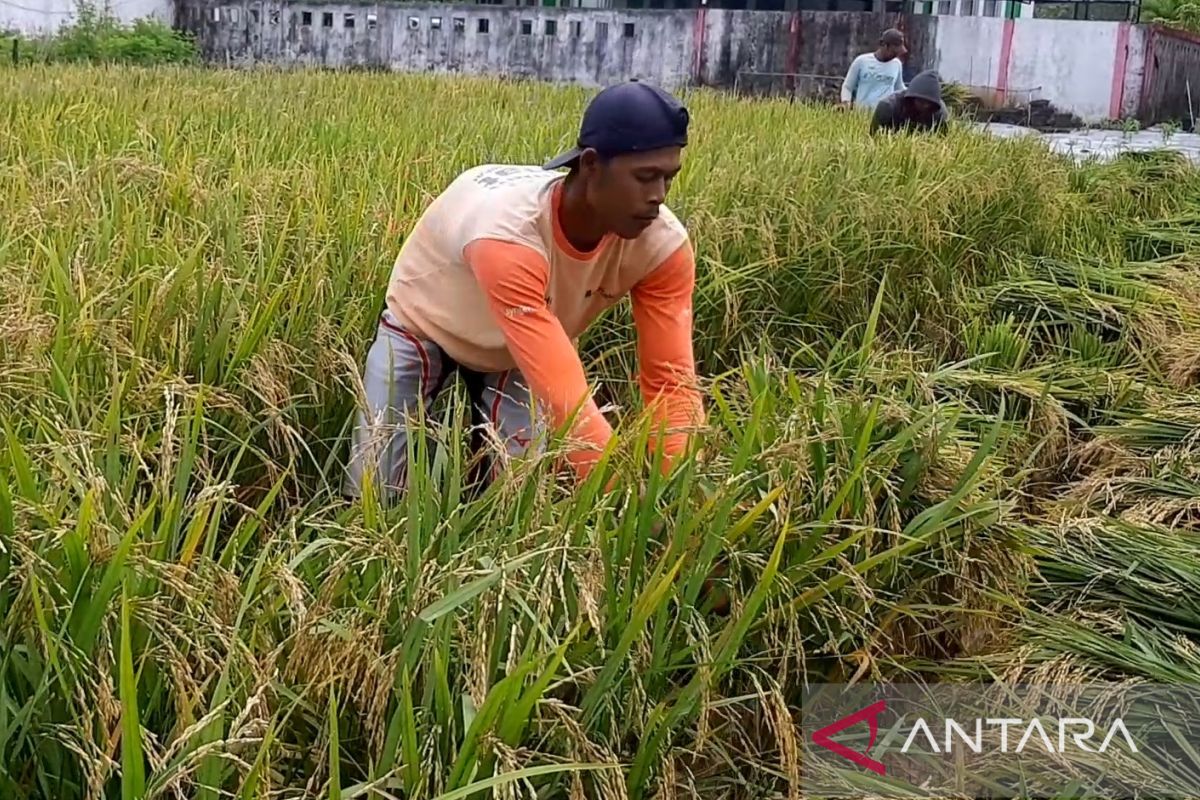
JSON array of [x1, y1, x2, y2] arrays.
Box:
[[839, 29, 908, 112]]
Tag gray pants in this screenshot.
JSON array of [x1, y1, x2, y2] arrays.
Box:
[[344, 311, 542, 499]]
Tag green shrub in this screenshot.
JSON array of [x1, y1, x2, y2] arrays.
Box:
[[7, 0, 197, 66], [1140, 0, 1200, 31]]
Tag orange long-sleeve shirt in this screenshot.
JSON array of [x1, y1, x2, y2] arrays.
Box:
[[385, 164, 704, 479]]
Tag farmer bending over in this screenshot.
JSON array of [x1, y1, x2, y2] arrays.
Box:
[[345, 80, 705, 500], [840, 28, 908, 112], [870, 70, 949, 134]]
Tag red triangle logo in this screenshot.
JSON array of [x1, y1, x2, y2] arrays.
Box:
[[811, 699, 888, 775]]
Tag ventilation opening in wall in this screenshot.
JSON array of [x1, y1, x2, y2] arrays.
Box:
[[569, 20, 581, 35], [544, 19, 556, 35], [368, 13, 377, 29], [251, 7, 259, 22], [452, 16, 465, 31], [477, 17, 489, 32], [595, 20, 608, 38], [961, 0, 975, 12], [211, 7, 220, 21], [407, 15, 419, 29], [623, 21, 634, 37], [344, 12, 355, 27], [431, 16, 442, 29], [268, 8, 278, 24], [322, 11, 332, 26], [301, 10, 312, 25], [520, 19, 532, 34]]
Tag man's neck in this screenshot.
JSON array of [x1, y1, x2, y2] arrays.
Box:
[[874, 48, 893, 62], [557, 177, 607, 254]]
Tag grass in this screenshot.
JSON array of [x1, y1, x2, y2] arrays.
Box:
[[1, 64, 1199, 799]]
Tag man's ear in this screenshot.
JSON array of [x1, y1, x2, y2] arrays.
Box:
[[577, 148, 602, 179]]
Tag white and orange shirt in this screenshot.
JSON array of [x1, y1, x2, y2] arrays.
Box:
[[384, 164, 704, 478]]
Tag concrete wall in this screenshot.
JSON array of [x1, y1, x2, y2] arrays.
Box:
[[183, 1, 696, 85], [1007, 19, 1120, 121], [177, 1, 1170, 123], [2, 0, 172, 35], [182, 2, 941, 92], [934, 15, 1004, 91], [1121, 23, 1147, 119], [933, 15, 1146, 121], [699, 9, 935, 97]]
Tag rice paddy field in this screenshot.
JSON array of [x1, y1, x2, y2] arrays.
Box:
[[2, 64, 1200, 800]]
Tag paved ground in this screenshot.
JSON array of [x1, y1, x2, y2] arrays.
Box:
[[973, 122, 1200, 165]]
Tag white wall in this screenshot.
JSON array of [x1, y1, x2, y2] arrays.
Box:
[[932, 16, 1145, 123], [1007, 19, 1120, 122], [935, 15, 1005, 89], [1, 0, 172, 36]]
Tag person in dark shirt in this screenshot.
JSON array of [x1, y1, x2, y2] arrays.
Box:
[[870, 70, 950, 135]]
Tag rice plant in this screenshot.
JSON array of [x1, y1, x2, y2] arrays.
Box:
[[1, 64, 1198, 799]]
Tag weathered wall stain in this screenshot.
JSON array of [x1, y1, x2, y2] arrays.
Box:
[[179, 1, 932, 94], [177, 1, 1196, 124], [182, 1, 700, 87], [699, 10, 934, 96]]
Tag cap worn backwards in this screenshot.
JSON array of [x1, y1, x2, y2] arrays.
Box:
[[543, 79, 690, 170]]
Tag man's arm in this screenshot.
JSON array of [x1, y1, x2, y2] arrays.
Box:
[[840, 55, 862, 105], [893, 64, 906, 93], [629, 241, 705, 472], [465, 239, 613, 479]]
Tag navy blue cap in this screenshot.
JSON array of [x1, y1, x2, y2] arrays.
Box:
[[543, 79, 689, 170]]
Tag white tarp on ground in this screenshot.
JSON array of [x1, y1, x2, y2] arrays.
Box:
[[975, 122, 1200, 165]]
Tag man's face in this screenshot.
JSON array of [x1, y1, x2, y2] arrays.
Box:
[[580, 147, 683, 239], [882, 39, 908, 60], [904, 96, 938, 120]]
